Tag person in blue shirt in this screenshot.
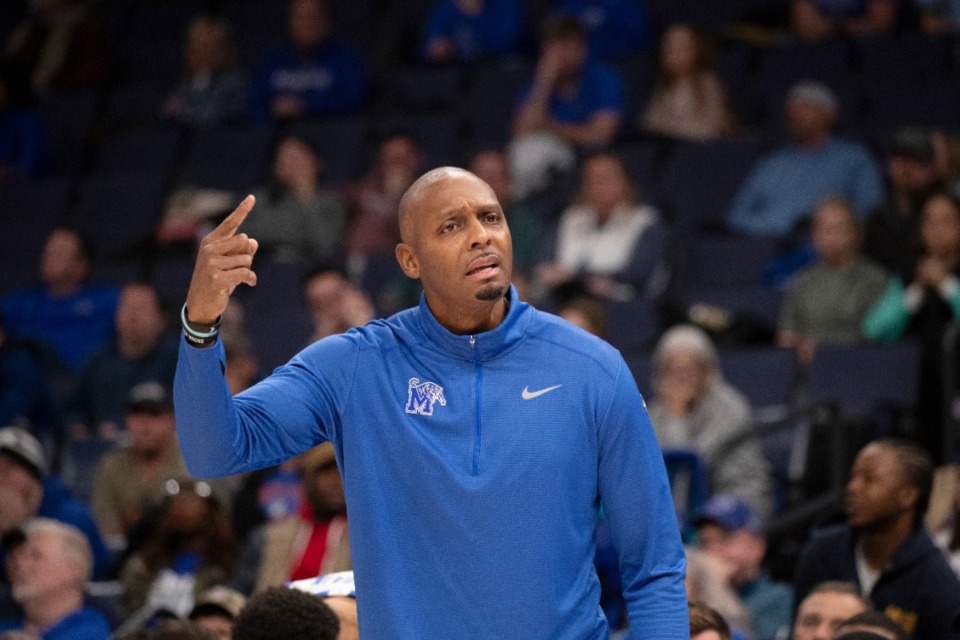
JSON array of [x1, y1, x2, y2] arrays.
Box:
[[510, 16, 625, 197], [0, 518, 111, 640], [247, 0, 365, 122], [0, 63, 51, 182], [174, 167, 688, 638], [726, 81, 884, 239], [422, 0, 522, 62], [0, 228, 119, 374], [553, 0, 652, 59]]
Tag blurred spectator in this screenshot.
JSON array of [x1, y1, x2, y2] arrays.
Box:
[[688, 601, 733, 640], [863, 193, 960, 461], [119, 478, 237, 619], [302, 264, 373, 344], [864, 127, 943, 277], [66, 283, 177, 440], [533, 152, 669, 303], [247, 0, 365, 122], [916, 0, 960, 32], [685, 547, 754, 639], [162, 15, 247, 127], [421, 0, 522, 62], [0, 63, 50, 182], [232, 586, 339, 640], [930, 464, 960, 576], [342, 133, 423, 259], [0, 316, 59, 438], [120, 619, 214, 640], [222, 331, 259, 398], [558, 295, 608, 337], [552, 0, 652, 59], [0, 519, 110, 640], [0, 426, 111, 580], [510, 17, 624, 198], [0, 228, 119, 374], [791, 0, 897, 40], [648, 325, 774, 520], [3, 0, 112, 92], [694, 494, 793, 640], [242, 136, 346, 263], [834, 611, 911, 640], [639, 24, 737, 142], [793, 440, 960, 640], [468, 149, 544, 292], [231, 444, 350, 595], [777, 196, 888, 364], [726, 82, 883, 239], [89, 382, 188, 551], [187, 586, 245, 640], [792, 581, 870, 640], [287, 571, 357, 640]]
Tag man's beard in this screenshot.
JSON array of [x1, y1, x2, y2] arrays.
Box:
[[476, 283, 506, 302]]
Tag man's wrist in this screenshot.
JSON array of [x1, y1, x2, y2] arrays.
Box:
[[181, 303, 221, 348]]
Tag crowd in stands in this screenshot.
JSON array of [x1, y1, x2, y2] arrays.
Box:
[[2, 0, 960, 637]]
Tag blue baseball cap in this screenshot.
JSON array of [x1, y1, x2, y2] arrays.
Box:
[[694, 494, 763, 533]]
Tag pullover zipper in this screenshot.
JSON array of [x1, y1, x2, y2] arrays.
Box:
[[470, 335, 482, 475]]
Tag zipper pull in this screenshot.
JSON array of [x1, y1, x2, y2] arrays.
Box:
[[469, 335, 476, 350]]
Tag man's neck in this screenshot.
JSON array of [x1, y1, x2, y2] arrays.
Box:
[[797, 131, 831, 151], [432, 295, 509, 336], [858, 516, 914, 571], [45, 280, 82, 299], [23, 589, 83, 633]]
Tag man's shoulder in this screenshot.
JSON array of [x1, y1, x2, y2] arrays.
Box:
[[525, 308, 624, 376]]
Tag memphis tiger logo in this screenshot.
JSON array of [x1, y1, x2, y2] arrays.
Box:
[[405, 377, 446, 416]]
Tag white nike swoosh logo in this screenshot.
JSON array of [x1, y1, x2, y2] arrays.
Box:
[[522, 385, 562, 400]]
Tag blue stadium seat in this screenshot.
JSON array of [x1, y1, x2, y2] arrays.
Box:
[[285, 115, 369, 187], [178, 125, 275, 192], [718, 346, 798, 408], [0, 177, 72, 294], [90, 128, 182, 179], [383, 64, 465, 113], [36, 88, 102, 176], [856, 33, 957, 86], [464, 58, 533, 150]]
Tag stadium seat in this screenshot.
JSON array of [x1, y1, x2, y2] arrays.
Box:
[[718, 346, 798, 408], [0, 178, 72, 294], [284, 115, 370, 187], [90, 128, 182, 179], [178, 125, 275, 192]]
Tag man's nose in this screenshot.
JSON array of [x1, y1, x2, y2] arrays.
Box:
[[468, 218, 492, 248]]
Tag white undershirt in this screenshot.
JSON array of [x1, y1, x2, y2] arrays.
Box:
[[854, 541, 882, 597]]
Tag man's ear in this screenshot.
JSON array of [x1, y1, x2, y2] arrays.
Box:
[[395, 243, 420, 279]]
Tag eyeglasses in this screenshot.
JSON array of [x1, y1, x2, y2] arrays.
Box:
[[164, 478, 213, 498]]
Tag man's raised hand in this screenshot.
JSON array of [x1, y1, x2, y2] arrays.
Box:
[[185, 195, 259, 325]]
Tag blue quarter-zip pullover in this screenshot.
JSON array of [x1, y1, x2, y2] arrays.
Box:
[[175, 286, 687, 638]]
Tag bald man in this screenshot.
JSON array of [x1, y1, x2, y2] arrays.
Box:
[[174, 167, 687, 638]]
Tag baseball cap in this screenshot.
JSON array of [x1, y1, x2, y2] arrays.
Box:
[[126, 381, 173, 414], [787, 81, 839, 113], [0, 426, 47, 480], [889, 127, 934, 163], [189, 586, 246, 621], [694, 494, 763, 533]]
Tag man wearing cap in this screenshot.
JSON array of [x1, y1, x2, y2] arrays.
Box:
[[188, 585, 246, 640], [864, 127, 945, 277], [0, 426, 111, 580], [695, 495, 793, 640], [89, 381, 189, 550], [727, 81, 883, 239], [0, 518, 111, 640], [231, 443, 350, 595]]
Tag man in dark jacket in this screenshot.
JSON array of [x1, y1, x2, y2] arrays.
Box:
[[793, 439, 960, 640]]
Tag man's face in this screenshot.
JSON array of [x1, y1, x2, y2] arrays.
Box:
[[544, 37, 587, 78], [787, 99, 835, 144], [194, 613, 234, 640], [289, 0, 328, 50], [793, 592, 869, 640], [126, 411, 175, 456], [697, 523, 764, 585], [845, 443, 916, 531], [39, 229, 86, 288], [886, 155, 939, 193], [812, 202, 858, 264], [397, 173, 513, 320], [304, 463, 346, 518], [581, 155, 629, 218], [9, 531, 82, 603], [116, 285, 165, 347]]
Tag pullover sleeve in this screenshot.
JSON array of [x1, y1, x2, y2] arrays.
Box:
[[174, 332, 359, 478], [598, 357, 689, 638]]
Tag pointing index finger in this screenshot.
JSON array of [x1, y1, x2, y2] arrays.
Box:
[[211, 195, 255, 241]]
